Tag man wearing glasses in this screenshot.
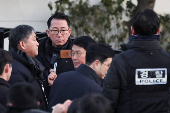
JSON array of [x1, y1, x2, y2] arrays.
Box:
[[36, 12, 74, 91], [70, 36, 95, 69]]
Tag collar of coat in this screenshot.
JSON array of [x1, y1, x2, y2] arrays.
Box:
[[45, 37, 71, 55], [10, 49, 45, 80], [120, 35, 161, 51], [75, 64, 102, 86], [0, 78, 10, 88], [130, 34, 160, 40]]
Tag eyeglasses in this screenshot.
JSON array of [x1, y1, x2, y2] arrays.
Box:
[[49, 29, 69, 35], [8, 64, 12, 67], [69, 52, 82, 58], [103, 63, 110, 68]]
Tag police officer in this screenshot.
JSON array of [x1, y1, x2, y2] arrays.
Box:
[[102, 9, 170, 113]]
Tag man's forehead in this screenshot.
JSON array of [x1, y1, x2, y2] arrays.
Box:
[[51, 27, 67, 29], [104, 57, 112, 62], [51, 19, 68, 25], [29, 32, 36, 36], [72, 45, 86, 52]]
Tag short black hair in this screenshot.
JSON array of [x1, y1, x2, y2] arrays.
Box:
[[0, 49, 12, 75], [7, 83, 39, 109], [72, 36, 95, 51], [133, 9, 160, 36], [9, 25, 35, 49], [86, 43, 115, 65], [77, 93, 112, 113], [47, 12, 70, 28]]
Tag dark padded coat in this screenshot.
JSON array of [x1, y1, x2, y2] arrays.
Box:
[[102, 38, 170, 113], [8, 49, 47, 110], [0, 78, 10, 108], [36, 37, 74, 79], [47, 64, 102, 112]]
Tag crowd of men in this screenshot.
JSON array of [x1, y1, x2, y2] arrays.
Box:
[[0, 8, 170, 113]]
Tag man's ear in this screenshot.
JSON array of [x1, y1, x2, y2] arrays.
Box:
[[46, 29, 50, 37], [19, 41, 26, 50], [37, 101, 40, 106], [4, 64, 9, 73], [8, 102, 13, 107], [68, 29, 72, 36], [93, 60, 100, 69], [157, 28, 161, 34], [131, 26, 135, 35]]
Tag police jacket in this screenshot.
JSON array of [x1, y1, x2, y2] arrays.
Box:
[[8, 49, 47, 110], [102, 36, 170, 113], [36, 37, 74, 79], [47, 64, 102, 112], [0, 78, 10, 108]]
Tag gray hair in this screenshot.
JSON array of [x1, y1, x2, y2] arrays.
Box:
[[9, 25, 36, 49]]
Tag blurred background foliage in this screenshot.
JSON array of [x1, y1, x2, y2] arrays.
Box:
[[48, 0, 170, 51]]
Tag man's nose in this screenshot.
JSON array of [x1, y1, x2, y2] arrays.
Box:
[[36, 40, 39, 46], [57, 32, 62, 36]]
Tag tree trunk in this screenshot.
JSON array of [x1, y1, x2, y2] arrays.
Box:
[[123, 0, 156, 38]]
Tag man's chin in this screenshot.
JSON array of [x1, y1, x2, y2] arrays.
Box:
[[33, 53, 38, 58], [53, 43, 64, 48], [74, 64, 80, 69]]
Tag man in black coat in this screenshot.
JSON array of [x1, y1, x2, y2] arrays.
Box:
[[0, 49, 13, 110], [47, 43, 116, 112], [36, 12, 74, 83], [102, 9, 170, 113], [8, 25, 50, 110]]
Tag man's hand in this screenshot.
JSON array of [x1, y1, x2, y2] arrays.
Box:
[[52, 100, 72, 113], [48, 69, 57, 86]]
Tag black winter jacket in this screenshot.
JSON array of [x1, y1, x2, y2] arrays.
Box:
[[47, 64, 102, 112], [36, 37, 74, 79], [0, 78, 10, 108], [8, 49, 47, 110], [102, 38, 170, 113]]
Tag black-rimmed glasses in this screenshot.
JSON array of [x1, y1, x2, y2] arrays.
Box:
[[69, 51, 82, 57], [49, 29, 69, 35]]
